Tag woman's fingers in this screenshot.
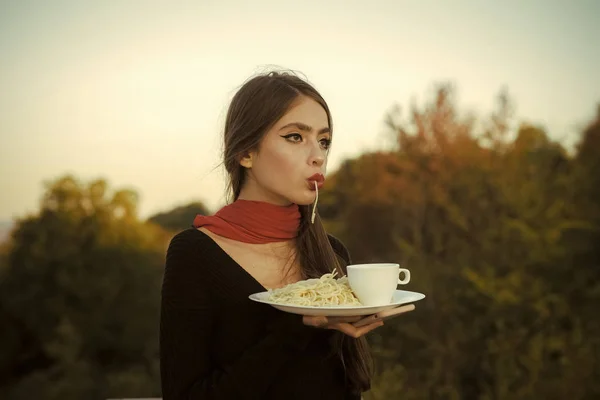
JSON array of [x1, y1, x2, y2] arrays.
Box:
[[303, 315, 328, 327], [303, 315, 388, 337], [328, 321, 384, 338], [324, 316, 362, 324], [302, 315, 361, 327]]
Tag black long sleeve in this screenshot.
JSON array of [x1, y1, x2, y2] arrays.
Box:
[[159, 229, 354, 400]]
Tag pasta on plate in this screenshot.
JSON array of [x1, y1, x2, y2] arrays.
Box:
[[267, 271, 361, 307]]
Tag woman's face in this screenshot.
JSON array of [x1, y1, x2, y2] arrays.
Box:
[[239, 95, 331, 206]]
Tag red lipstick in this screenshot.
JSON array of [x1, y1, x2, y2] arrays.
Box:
[[307, 173, 325, 190]]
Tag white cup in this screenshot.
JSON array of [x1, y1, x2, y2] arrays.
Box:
[[347, 263, 411, 306]]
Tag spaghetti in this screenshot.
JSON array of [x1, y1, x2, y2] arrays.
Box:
[[267, 271, 361, 307], [311, 180, 318, 224]]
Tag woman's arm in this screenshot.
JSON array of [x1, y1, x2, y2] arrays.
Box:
[[160, 231, 316, 400]]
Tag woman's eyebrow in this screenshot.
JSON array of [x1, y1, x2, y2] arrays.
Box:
[[279, 122, 330, 134]]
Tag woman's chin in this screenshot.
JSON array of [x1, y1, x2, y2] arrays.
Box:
[[291, 192, 317, 206]]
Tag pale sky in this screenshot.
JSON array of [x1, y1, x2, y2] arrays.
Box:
[[1, 0, 598, 222]]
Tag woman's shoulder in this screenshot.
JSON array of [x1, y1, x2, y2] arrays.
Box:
[[166, 228, 352, 267], [326, 233, 352, 265], [163, 228, 223, 306], [168, 227, 214, 252], [170, 226, 211, 241], [165, 228, 222, 272]]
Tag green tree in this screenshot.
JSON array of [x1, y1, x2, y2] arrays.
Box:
[[0, 175, 167, 399]]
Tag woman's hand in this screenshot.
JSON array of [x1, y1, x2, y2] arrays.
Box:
[[302, 315, 382, 338], [302, 305, 416, 338]]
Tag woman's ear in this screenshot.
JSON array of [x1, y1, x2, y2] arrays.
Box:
[[239, 152, 253, 168]]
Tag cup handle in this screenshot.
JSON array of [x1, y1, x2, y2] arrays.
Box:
[[397, 268, 410, 284]]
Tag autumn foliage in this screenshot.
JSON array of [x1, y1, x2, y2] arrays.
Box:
[[1, 85, 598, 399]]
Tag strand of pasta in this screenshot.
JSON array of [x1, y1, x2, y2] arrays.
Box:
[[311, 181, 318, 224]]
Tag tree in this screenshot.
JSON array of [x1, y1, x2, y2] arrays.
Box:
[[0, 175, 167, 399], [323, 85, 600, 399]]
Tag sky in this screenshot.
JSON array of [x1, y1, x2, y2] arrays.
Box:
[[1, 0, 599, 222]]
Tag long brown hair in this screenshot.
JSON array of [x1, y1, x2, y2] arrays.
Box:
[[221, 70, 373, 393]]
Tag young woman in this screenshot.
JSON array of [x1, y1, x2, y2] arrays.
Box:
[[159, 71, 408, 399]]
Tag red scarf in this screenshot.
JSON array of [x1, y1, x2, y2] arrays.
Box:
[[193, 199, 301, 244]]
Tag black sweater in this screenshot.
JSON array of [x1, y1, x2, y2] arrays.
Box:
[[159, 228, 361, 399]]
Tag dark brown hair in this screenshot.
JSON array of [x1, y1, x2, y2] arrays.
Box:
[[222, 70, 373, 393]]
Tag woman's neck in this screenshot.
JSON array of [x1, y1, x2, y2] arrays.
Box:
[[237, 184, 292, 207]]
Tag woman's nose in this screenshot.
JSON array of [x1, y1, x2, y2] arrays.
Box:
[[309, 150, 325, 167], [312, 156, 325, 167]]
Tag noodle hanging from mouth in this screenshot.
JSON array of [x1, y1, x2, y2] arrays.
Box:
[[267, 270, 361, 307], [311, 180, 318, 224]]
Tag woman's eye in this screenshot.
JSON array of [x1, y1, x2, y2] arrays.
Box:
[[320, 138, 332, 150], [282, 133, 302, 143]]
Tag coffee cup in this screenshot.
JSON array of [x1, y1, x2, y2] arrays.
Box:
[[347, 263, 411, 306]]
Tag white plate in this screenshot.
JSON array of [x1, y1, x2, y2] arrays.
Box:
[[248, 289, 426, 316]]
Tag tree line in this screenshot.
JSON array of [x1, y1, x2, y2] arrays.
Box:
[[1, 84, 598, 399]]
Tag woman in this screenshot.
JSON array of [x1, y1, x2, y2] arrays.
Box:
[[160, 71, 407, 399]]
